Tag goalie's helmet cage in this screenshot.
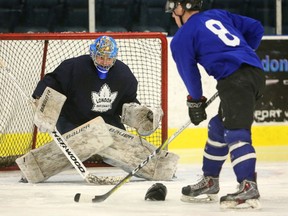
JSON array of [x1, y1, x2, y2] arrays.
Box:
[[89, 36, 118, 71], [165, 0, 203, 13]]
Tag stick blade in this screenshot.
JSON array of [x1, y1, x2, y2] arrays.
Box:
[[92, 195, 109, 203], [74, 193, 108, 203]]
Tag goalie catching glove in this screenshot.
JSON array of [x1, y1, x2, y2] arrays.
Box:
[[121, 103, 163, 136]]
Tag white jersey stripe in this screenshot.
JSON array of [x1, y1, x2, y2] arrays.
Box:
[[207, 138, 227, 148], [203, 151, 228, 161], [229, 141, 250, 152], [231, 153, 257, 167]]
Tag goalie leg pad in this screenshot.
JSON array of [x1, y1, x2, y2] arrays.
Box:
[[16, 117, 113, 183], [98, 125, 179, 181], [150, 150, 179, 181], [16, 151, 45, 183]]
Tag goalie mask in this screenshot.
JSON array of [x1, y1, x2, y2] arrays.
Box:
[[165, 0, 203, 13], [90, 36, 118, 79]]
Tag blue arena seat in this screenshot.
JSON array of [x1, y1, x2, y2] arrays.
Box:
[[54, 0, 88, 32], [0, 0, 23, 32], [14, 0, 61, 33], [132, 0, 170, 34], [245, 0, 276, 34], [96, 0, 134, 32], [211, 0, 248, 15]]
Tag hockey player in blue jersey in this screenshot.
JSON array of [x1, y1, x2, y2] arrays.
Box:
[[166, 0, 266, 209]]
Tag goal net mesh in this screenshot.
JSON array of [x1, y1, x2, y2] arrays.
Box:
[[0, 32, 168, 169]]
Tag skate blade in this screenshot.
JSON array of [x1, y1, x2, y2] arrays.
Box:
[[181, 194, 218, 203], [220, 199, 261, 209]]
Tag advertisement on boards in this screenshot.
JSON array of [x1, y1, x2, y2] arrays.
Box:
[[255, 37, 288, 123]]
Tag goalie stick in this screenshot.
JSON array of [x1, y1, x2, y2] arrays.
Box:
[[4, 68, 122, 185], [74, 91, 219, 203]]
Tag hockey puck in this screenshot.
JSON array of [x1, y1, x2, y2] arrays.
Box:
[[74, 193, 81, 202]]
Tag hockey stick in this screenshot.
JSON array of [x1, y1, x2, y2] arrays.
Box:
[[3, 68, 122, 185], [74, 91, 219, 203]]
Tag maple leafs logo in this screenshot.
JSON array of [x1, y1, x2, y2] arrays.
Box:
[[91, 84, 118, 112]]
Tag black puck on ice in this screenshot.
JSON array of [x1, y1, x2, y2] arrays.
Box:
[[74, 193, 80, 202]]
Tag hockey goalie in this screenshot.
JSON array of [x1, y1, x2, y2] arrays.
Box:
[[16, 87, 179, 184]]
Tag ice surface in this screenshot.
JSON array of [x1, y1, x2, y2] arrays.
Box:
[[0, 149, 288, 216]]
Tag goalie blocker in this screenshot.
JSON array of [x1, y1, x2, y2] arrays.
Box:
[[33, 87, 66, 132]]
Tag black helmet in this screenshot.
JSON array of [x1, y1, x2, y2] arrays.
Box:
[[165, 0, 203, 13]]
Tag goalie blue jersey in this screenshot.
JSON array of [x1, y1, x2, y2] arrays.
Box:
[[170, 9, 264, 99], [32, 55, 139, 129]]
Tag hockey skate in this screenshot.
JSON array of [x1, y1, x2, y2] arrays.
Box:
[[181, 176, 219, 203], [220, 180, 261, 209]]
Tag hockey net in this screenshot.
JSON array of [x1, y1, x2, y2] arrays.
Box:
[[0, 32, 168, 169]]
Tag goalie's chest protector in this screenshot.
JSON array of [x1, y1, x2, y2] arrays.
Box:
[[62, 57, 138, 124]]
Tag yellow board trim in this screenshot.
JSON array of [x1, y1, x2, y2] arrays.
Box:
[[168, 125, 288, 149], [168, 125, 288, 163], [171, 146, 288, 164]]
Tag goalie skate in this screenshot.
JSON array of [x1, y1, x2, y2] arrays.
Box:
[[220, 180, 261, 209], [181, 176, 219, 203]]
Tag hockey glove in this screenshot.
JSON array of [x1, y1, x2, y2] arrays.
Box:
[[145, 183, 167, 201], [121, 103, 163, 136], [187, 95, 207, 126], [34, 87, 66, 132]]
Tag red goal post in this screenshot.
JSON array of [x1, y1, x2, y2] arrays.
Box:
[[0, 32, 168, 169]]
